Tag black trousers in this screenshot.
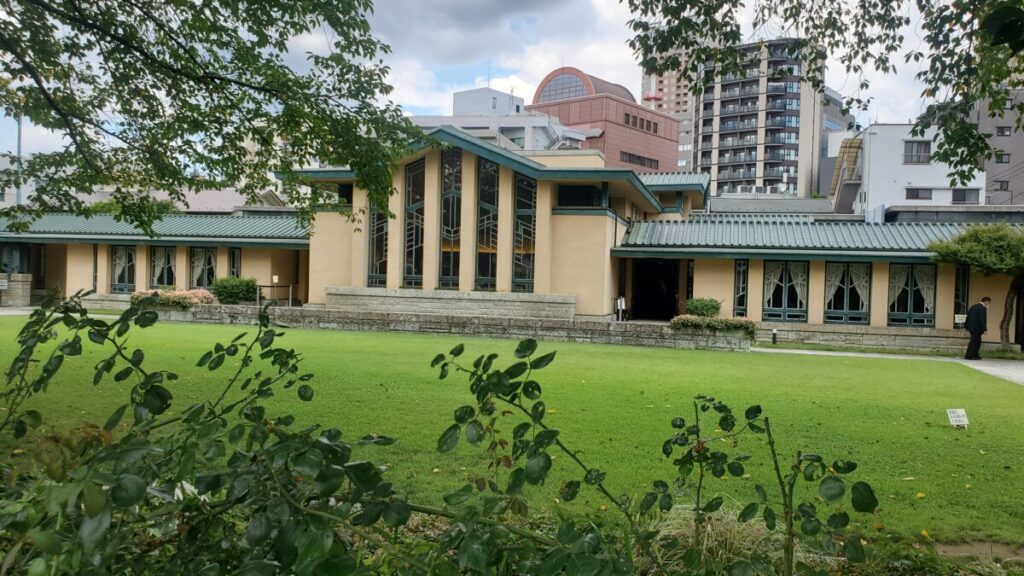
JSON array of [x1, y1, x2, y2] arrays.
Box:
[[966, 332, 983, 360]]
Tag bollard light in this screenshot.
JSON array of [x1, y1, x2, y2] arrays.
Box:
[[772, 328, 778, 345]]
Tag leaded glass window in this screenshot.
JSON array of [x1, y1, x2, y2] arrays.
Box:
[[403, 160, 425, 288], [537, 73, 588, 102], [368, 207, 388, 287], [888, 264, 935, 326], [512, 173, 536, 293], [954, 264, 970, 328], [229, 248, 242, 278], [476, 158, 499, 291], [824, 262, 871, 324], [733, 260, 748, 317], [190, 247, 216, 289], [110, 245, 136, 293], [150, 246, 176, 287], [763, 261, 808, 322], [439, 147, 462, 289]]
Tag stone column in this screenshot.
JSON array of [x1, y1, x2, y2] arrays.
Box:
[[422, 151, 441, 290], [459, 150, 478, 291], [496, 166, 514, 292], [869, 261, 889, 327], [533, 180, 553, 293], [386, 168, 404, 289]]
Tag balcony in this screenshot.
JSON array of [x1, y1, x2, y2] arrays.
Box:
[[765, 134, 798, 145], [764, 168, 797, 179], [718, 153, 757, 165], [719, 120, 759, 133], [718, 169, 758, 181], [699, 157, 712, 167], [767, 116, 800, 128], [720, 103, 759, 116], [719, 137, 758, 149], [764, 150, 796, 162], [766, 83, 787, 94]]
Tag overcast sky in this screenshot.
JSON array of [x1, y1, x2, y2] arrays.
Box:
[[0, 0, 928, 157]]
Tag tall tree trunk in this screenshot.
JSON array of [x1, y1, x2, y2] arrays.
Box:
[[999, 275, 1024, 351]]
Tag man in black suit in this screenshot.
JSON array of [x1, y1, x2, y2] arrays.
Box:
[[965, 297, 991, 360]]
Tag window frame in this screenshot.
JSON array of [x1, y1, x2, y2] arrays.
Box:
[[952, 188, 979, 205], [475, 157, 500, 291], [903, 140, 932, 164], [189, 247, 217, 289], [229, 247, 242, 278], [905, 188, 933, 200], [954, 264, 970, 328], [512, 173, 537, 293], [823, 262, 871, 325], [762, 260, 809, 322], [733, 259, 748, 317], [367, 206, 388, 288], [110, 245, 136, 294], [997, 126, 1012, 136], [403, 159, 426, 288], [996, 152, 1011, 163], [887, 263, 936, 327], [149, 246, 176, 288], [438, 147, 462, 290]]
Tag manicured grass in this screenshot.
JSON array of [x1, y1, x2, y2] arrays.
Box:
[[758, 340, 1024, 361], [2, 316, 1024, 544]]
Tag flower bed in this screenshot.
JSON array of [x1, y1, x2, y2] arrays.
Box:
[[670, 314, 758, 340]]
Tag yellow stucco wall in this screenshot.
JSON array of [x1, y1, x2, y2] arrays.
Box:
[[386, 168, 404, 290], [747, 260, 765, 320], [496, 165, 514, 292], [807, 261, 825, 325], [550, 214, 615, 316], [95, 244, 109, 294], [65, 244, 95, 294], [969, 271, 1016, 343], [458, 150, 478, 291], [43, 244, 68, 296], [523, 152, 606, 168], [422, 151, 441, 290], [174, 246, 189, 290], [692, 258, 734, 317], [534, 181, 554, 293], [307, 211, 352, 304], [934, 264, 956, 330]]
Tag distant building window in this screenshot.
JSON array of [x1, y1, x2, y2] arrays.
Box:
[[952, 188, 980, 205], [619, 152, 660, 170], [653, 122, 659, 134], [632, 115, 638, 128], [997, 152, 1011, 163], [998, 180, 1010, 190], [150, 247, 176, 287], [905, 188, 933, 200], [229, 248, 242, 278], [492, 97, 497, 110], [997, 126, 1012, 136], [337, 182, 353, 205], [646, 119, 652, 131], [557, 185, 603, 207], [190, 247, 216, 289], [537, 72, 588, 102], [624, 112, 630, 124], [515, 104, 521, 113], [903, 141, 931, 164]]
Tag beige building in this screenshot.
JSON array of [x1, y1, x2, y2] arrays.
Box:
[[1, 126, 1018, 349], [641, 49, 697, 171]]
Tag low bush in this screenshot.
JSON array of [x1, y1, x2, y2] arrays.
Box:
[[130, 288, 218, 309], [670, 314, 758, 340], [685, 297, 722, 318], [210, 276, 258, 304]]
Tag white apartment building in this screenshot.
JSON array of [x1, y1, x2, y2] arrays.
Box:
[[412, 87, 586, 151], [828, 124, 987, 221], [641, 51, 696, 170]]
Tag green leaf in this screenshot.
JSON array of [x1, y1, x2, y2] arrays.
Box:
[[534, 429, 559, 449], [197, 351, 213, 367], [828, 511, 850, 529], [134, 310, 158, 328], [851, 481, 879, 513], [142, 384, 173, 415], [82, 483, 107, 518], [702, 496, 724, 513], [727, 461, 745, 477], [763, 506, 777, 530], [719, 413, 736, 432], [584, 469, 606, 485], [844, 537, 867, 563], [79, 508, 110, 554], [515, 338, 538, 358], [21, 409, 42, 429], [744, 405, 762, 420], [530, 351, 556, 370], [208, 354, 225, 371], [453, 405, 475, 424], [297, 384, 314, 401], [738, 502, 759, 522], [314, 465, 346, 496], [245, 513, 272, 547], [505, 361, 529, 379], [444, 484, 473, 507], [525, 452, 553, 485], [530, 401, 546, 423], [819, 476, 845, 503], [60, 336, 83, 356], [437, 423, 461, 453], [130, 349, 144, 367], [538, 548, 568, 576], [194, 474, 222, 495], [383, 500, 411, 527], [523, 380, 542, 400], [465, 420, 485, 445], [728, 561, 755, 576], [659, 492, 673, 512], [430, 353, 446, 367], [639, 492, 657, 513], [671, 417, 685, 428], [344, 461, 383, 492], [801, 517, 822, 535], [755, 484, 767, 503], [110, 474, 147, 507], [259, 329, 276, 350], [449, 343, 465, 357], [832, 460, 858, 474], [560, 480, 581, 502]]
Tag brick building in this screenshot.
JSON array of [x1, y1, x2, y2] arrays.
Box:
[[526, 67, 679, 172]]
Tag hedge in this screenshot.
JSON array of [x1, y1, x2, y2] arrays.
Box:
[[684, 297, 721, 318], [669, 314, 758, 340], [210, 277, 258, 304], [130, 289, 218, 310]]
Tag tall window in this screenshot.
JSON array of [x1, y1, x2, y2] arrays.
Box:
[[229, 248, 242, 278], [403, 159, 425, 288], [763, 261, 808, 321], [476, 158, 500, 290], [888, 264, 935, 326], [368, 207, 388, 287], [824, 262, 871, 324], [439, 147, 462, 289], [110, 246, 136, 293], [150, 246, 176, 287], [903, 141, 931, 164], [733, 260, 749, 317], [954, 264, 970, 328], [512, 173, 537, 293], [190, 247, 216, 289]]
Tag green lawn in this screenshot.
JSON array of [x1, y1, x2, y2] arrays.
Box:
[[2, 315, 1023, 545]]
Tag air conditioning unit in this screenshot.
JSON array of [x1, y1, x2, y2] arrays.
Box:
[[766, 186, 781, 194], [738, 185, 754, 194], [754, 186, 765, 194]]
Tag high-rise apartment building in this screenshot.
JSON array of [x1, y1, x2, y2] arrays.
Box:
[[641, 53, 696, 171], [691, 39, 827, 197]]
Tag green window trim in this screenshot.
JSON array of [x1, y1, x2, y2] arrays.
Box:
[[512, 172, 537, 293], [824, 262, 871, 325], [733, 259, 748, 318], [367, 207, 388, 288], [475, 157, 500, 291], [110, 245, 136, 294], [762, 260, 808, 322], [439, 147, 462, 290], [887, 263, 936, 327], [403, 159, 425, 288]]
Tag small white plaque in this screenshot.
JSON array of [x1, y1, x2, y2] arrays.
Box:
[[954, 314, 967, 325], [947, 408, 969, 428], [0, 279, 8, 290]]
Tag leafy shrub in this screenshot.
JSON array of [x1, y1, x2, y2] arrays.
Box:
[[670, 314, 758, 340], [210, 276, 258, 304], [130, 288, 217, 309], [685, 297, 721, 318]]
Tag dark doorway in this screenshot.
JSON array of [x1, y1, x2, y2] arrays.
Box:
[[1016, 287, 1024, 347], [632, 259, 680, 320]]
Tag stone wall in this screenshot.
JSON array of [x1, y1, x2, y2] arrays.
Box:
[[758, 321, 1019, 353], [0, 274, 32, 307], [324, 287, 577, 320], [154, 305, 751, 351], [83, 293, 133, 311]]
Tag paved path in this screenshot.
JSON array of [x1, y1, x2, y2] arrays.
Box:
[[752, 346, 1024, 386]]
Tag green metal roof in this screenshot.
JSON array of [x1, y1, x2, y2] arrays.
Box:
[[0, 213, 309, 247], [638, 172, 711, 190], [614, 214, 974, 259]]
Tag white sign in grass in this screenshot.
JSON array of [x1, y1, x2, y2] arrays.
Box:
[[947, 408, 969, 429]]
